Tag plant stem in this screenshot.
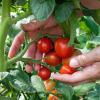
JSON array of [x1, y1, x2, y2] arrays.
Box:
[[7, 42, 33, 65], [0, 0, 11, 71], [7, 33, 58, 65], [7, 32, 40, 65]]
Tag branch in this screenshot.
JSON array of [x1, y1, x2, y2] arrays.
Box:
[[7, 40, 34, 65], [7, 32, 43, 65], [7, 33, 59, 65]]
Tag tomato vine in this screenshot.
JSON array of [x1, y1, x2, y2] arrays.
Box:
[[0, 0, 100, 100]]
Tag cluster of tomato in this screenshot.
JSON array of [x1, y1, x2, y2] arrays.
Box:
[[25, 37, 81, 100], [37, 37, 77, 81]]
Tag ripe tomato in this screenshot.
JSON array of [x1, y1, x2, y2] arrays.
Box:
[[38, 67, 51, 80], [55, 38, 74, 58], [62, 49, 81, 65], [44, 52, 62, 66], [48, 94, 58, 100], [44, 79, 56, 92], [37, 38, 53, 53], [60, 64, 76, 74]]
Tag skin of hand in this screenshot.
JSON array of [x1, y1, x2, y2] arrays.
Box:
[[8, 16, 63, 71], [81, 0, 100, 9], [8, 0, 100, 81], [51, 47, 100, 85]]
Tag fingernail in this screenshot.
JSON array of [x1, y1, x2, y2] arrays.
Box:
[[51, 73, 58, 78], [51, 73, 55, 78], [70, 58, 79, 68]]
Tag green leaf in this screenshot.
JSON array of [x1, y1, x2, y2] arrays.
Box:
[[79, 21, 91, 33], [82, 16, 99, 35], [56, 82, 74, 100], [0, 96, 16, 100], [0, 72, 9, 80], [31, 75, 46, 99], [74, 83, 96, 96], [86, 36, 100, 49], [68, 13, 79, 46], [9, 69, 35, 93], [85, 84, 100, 100], [55, 3, 73, 23], [30, 0, 55, 21]]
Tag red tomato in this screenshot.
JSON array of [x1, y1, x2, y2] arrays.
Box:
[[55, 38, 74, 58], [38, 67, 51, 80], [60, 64, 76, 74], [62, 49, 82, 65], [37, 38, 53, 53], [44, 52, 62, 66]]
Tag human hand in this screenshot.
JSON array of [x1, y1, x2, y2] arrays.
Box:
[[51, 47, 100, 85], [8, 16, 63, 72], [81, 0, 100, 9]]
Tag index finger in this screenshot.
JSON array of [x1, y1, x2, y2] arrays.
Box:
[[22, 16, 57, 32], [81, 0, 100, 9], [8, 31, 25, 58]]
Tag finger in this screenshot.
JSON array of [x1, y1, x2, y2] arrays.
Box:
[[35, 49, 42, 60], [28, 30, 39, 39], [52, 62, 100, 83], [81, 0, 100, 9], [42, 25, 63, 35], [22, 21, 45, 32], [24, 43, 36, 59], [8, 31, 25, 58], [70, 47, 100, 68], [34, 50, 43, 71], [26, 25, 62, 39], [25, 64, 33, 73], [22, 16, 57, 32], [24, 43, 37, 72], [51, 73, 72, 82], [44, 16, 57, 29]]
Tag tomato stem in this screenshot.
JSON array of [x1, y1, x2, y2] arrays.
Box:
[[0, 0, 11, 71], [8, 58, 48, 69], [7, 33, 58, 66], [7, 38, 35, 65]]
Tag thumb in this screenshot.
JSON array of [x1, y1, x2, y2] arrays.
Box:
[[69, 47, 100, 68]]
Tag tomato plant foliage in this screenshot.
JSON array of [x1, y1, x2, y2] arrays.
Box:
[[0, 0, 100, 100], [30, 0, 55, 21]]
